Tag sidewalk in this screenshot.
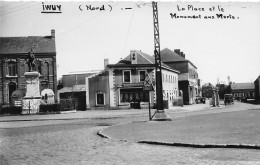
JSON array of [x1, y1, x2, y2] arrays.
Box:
[[0, 109, 148, 122], [1, 101, 258, 123], [0, 101, 215, 122]]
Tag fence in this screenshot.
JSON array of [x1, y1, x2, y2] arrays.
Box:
[[59, 98, 77, 111]]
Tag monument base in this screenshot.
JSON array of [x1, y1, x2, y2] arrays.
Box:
[[22, 71, 41, 114], [22, 97, 41, 114], [152, 110, 172, 121]]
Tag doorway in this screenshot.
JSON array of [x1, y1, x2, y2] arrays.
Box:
[[8, 82, 17, 105]]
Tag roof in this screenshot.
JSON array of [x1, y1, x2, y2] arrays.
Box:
[[0, 36, 56, 54], [160, 48, 188, 62], [63, 70, 102, 76], [117, 50, 154, 65], [255, 75, 260, 82], [58, 85, 86, 93], [111, 50, 179, 73], [160, 48, 197, 69], [231, 83, 254, 90]]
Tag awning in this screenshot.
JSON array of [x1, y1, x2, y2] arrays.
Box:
[[41, 89, 54, 96]]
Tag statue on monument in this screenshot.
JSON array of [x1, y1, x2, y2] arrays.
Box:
[[27, 49, 36, 72]]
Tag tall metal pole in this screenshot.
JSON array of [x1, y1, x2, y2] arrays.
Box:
[[152, 1, 163, 111], [152, 2, 171, 121]]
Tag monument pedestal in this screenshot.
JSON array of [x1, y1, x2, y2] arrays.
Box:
[[22, 72, 41, 114], [152, 110, 172, 121]]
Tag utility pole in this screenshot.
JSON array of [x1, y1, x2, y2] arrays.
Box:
[[151, 2, 171, 121]]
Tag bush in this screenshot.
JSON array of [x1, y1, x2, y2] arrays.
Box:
[[39, 104, 61, 113], [0, 106, 22, 115]]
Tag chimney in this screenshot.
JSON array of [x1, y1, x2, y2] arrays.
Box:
[[51, 29, 55, 39], [180, 52, 184, 58], [174, 49, 180, 55], [104, 58, 109, 69], [130, 50, 137, 64], [183, 53, 185, 59]]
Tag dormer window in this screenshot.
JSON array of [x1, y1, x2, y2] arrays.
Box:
[[123, 70, 131, 83]]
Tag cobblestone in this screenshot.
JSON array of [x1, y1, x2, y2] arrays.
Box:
[[1, 102, 260, 164]]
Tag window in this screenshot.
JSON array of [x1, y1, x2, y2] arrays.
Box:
[[123, 70, 131, 83], [42, 62, 49, 80], [120, 88, 149, 103], [96, 93, 105, 105], [139, 70, 146, 82], [162, 73, 164, 82], [8, 61, 16, 76]]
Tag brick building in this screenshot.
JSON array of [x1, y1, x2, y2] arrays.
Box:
[[0, 30, 57, 105], [202, 83, 214, 98]]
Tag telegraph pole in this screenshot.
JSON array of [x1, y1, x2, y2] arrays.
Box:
[[152, 2, 171, 121]]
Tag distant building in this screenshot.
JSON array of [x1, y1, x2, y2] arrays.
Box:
[[202, 83, 214, 98], [231, 83, 255, 100], [254, 76, 260, 103], [0, 30, 57, 105], [58, 71, 100, 110], [160, 48, 199, 105], [86, 50, 180, 109]]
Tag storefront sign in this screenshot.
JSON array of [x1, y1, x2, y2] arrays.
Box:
[[143, 85, 154, 91]]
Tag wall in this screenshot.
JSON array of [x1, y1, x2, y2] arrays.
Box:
[[188, 62, 198, 79], [164, 61, 188, 73], [161, 69, 179, 104], [63, 75, 76, 87], [88, 71, 109, 108], [178, 81, 190, 105], [63, 73, 96, 87]]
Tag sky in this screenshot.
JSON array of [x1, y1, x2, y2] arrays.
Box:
[[0, 0, 260, 85]]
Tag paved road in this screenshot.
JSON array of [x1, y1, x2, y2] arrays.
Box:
[[1, 101, 260, 165]]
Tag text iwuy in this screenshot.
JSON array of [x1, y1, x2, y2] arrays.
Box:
[[42, 2, 62, 13]]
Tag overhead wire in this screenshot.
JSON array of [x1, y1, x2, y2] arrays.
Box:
[[120, 5, 136, 60], [0, 3, 39, 23], [0, 2, 39, 16], [57, 2, 122, 38]]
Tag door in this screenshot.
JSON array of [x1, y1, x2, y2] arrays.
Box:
[[8, 82, 17, 105]]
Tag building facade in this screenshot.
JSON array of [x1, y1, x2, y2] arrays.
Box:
[[58, 71, 99, 110], [202, 83, 214, 98], [231, 83, 255, 100], [160, 48, 199, 105], [0, 30, 57, 105], [86, 50, 179, 109]]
